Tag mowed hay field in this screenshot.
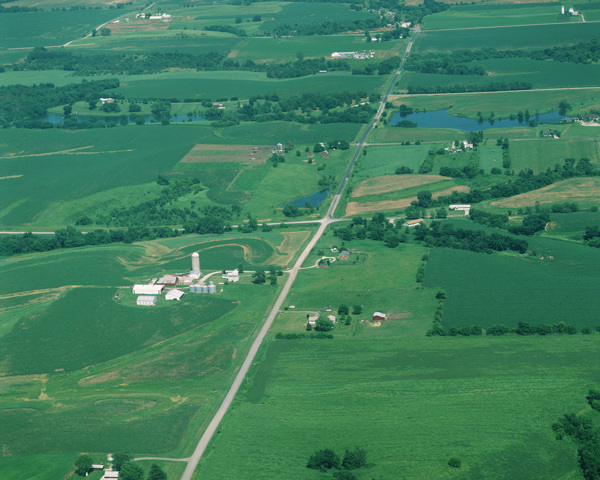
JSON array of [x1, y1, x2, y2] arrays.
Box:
[[424, 237, 600, 329], [180, 144, 272, 163], [492, 178, 600, 208], [352, 174, 451, 197], [346, 184, 469, 215], [354, 144, 431, 179], [198, 335, 597, 480], [510, 139, 599, 173]]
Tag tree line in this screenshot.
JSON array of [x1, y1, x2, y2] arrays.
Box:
[[428, 321, 594, 337], [407, 81, 532, 94], [0, 78, 119, 125]]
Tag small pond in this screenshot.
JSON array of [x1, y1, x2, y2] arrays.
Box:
[[281, 189, 330, 208], [388, 109, 569, 131]]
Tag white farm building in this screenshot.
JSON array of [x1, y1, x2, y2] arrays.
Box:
[[222, 269, 240, 282], [137, 296, 157, 306], [133, 284, 164, 295], [165, 289, 185, 301]]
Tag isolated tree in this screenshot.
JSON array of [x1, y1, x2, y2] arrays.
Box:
[[306, 321, 312, 331], [338, 304, 349, 315], [63, 104, 72, 116], [345, 315, 352, 326], [342, 447, 367, 470], [436, 289, 446, 300], [306, 448, 340, 470], [129, 103, 141, 113], [352, 305, 362, 315], [314, 317, 334, 332], [333, 471, 357, 480], [147, 463, 167, 480], [417, 190, 433, 208], [237, 264, 244, 273], [74, 454, 93, 476], [120, 462, 144, 480], [113, 453, 133, 471], [235, 16, 242, 23], [100, 27, 111, 36], [448, 457, 461, 468], [252, 270, 266, 284]]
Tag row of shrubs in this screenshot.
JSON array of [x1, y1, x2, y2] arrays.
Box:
[[275, 332, 333, 340], [427, 322, 599, 337]]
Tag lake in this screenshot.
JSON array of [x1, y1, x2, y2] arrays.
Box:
[[388, 109, 568, 131]]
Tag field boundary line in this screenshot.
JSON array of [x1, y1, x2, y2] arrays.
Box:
[[423, 20, 599, 32]]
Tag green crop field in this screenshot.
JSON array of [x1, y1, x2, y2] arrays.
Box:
[[114, 71, 387, 100], [510, 139, 599, 173], [198, 334, 597, 479], [425, 238, 600, 329], [546, 212, 600, 235], [0, 9, 119, 48], [353, 144, 431, 179], [259, 2, 377, 30], [398, 58, 600, 92], [414, 22, 600, 52], [424, 3, 579, 29], [0, 229, 311, 478], [369, 125, 460, 143]]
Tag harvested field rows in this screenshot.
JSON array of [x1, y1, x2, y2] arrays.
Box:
[[352, 174, 450, 197], [492, 178, 600, 208], [346, 185, 470, 215], [180, 144, 271, 163]]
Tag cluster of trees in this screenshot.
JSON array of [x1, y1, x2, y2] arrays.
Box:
[[334, 214, 407, 248], [429, 321, 590, 337], [204, 24, 247, 37], [407, 81, 532, 94], [413, 222, 528, 254], [436, 158, 600, 206], [352, 56, 401, 75], [0, 4, 42, 12], [552, 394, 600, 480], [75, 453, 166, 479], [0, 79, 119, 125], [583, 225, 600, 248], [265, 18, 382, 37], [251, 267, 282, 285], [266, 57, 350, 78], [21, 47, 226, 75], [307, 447, 368, 479]]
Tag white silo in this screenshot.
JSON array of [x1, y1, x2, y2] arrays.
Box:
[[561, 5, 565, 14], [191, 252, 201, 278], [208, 281, 217, 294]]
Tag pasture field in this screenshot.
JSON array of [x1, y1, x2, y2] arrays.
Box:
[[492, 178, 600, 209], [0, 9, 119, 48], [477, 143, 504, 172], [414, 22, 600, 52], [397, 58, 600, 92], [0, 230, 311, 478], [546, 212, 600, 236], [425, 238, 600, 329], [198, 334, 597, 479], [353, 144, 431, 179], [369, 126, 460, 143], [510, 138, 599, 173], [352, 174, 451, 197], [424, 3, 579, 29], [351, 179, 459, 204], [391, 88, 600, 119], [114, 71, 387, 101]]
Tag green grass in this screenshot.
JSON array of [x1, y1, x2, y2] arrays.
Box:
[[424, 3, 580, 29], [414, 22, 600, 52], [259, 2, 377, 30], [369, 125, 460, 143], [353, 179, 459, 203], [424, 239, 600, 329], [354, 144, 431, 179], [510, 138, 599, 173], [0, 454, 78, 480], [198, 334, 596, 479], [547, 212, 600, 234], [477, 143, 504, 172]]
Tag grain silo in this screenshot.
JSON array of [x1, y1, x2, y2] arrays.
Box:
[[208, 281, 217, 294], [201, 284, 209, 293]]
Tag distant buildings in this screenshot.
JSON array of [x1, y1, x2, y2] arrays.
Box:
[[338, 250, 350, 261], [373, 312, 387, 321], [449, 205, 471, 215]]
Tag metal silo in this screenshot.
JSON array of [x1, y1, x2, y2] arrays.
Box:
[[208, 281, 217, 294]]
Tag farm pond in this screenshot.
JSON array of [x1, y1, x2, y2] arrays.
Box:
[[388, 109, 568, 131], [281, 189, 330, 208]]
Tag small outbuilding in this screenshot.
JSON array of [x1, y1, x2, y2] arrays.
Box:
[[157, 275, 177, 286], [402, 218, 424, 228], [101, 470, 119, 480], [222, 269, 240, 282], [373, 312, 387, 321], [137, 296, 157, 306], [165, 289, 185, 301], [133, 284, 164, 295]]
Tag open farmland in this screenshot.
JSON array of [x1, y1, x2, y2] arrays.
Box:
[[198, 335, 597, 479], [414, 22, 600, 52], [492, 178, 600, 209], [353, 144, 431, 179], [180, 144, 271, 164], [425, 238, 600, 329], [546, 212, 600, 234], [424, 3, 581, 29], [352, 174, 451, 197], [510, 139, 599, 173], [259, 2, 377, 30]]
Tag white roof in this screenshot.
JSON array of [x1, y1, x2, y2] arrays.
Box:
[[101, 471, 119, 479], [133, 284, 164, 295], [137, 295, 157, 305], [165, 289, 185, 300], [373, 312, 387, 318]]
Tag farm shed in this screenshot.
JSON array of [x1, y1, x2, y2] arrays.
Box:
[[137, 296, 157, 306], [133, 284, 164, 295], [222, 269, 240, 282], [101, 470, 119, 480], [338, 250, 350, 261], [402, 218, 424, 228], [321, 151, 329, 159], [165, 289, 185, 301], [373, 312, 387, 321], [91, 464, 104, 470], [157, 275, 178, 286]]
